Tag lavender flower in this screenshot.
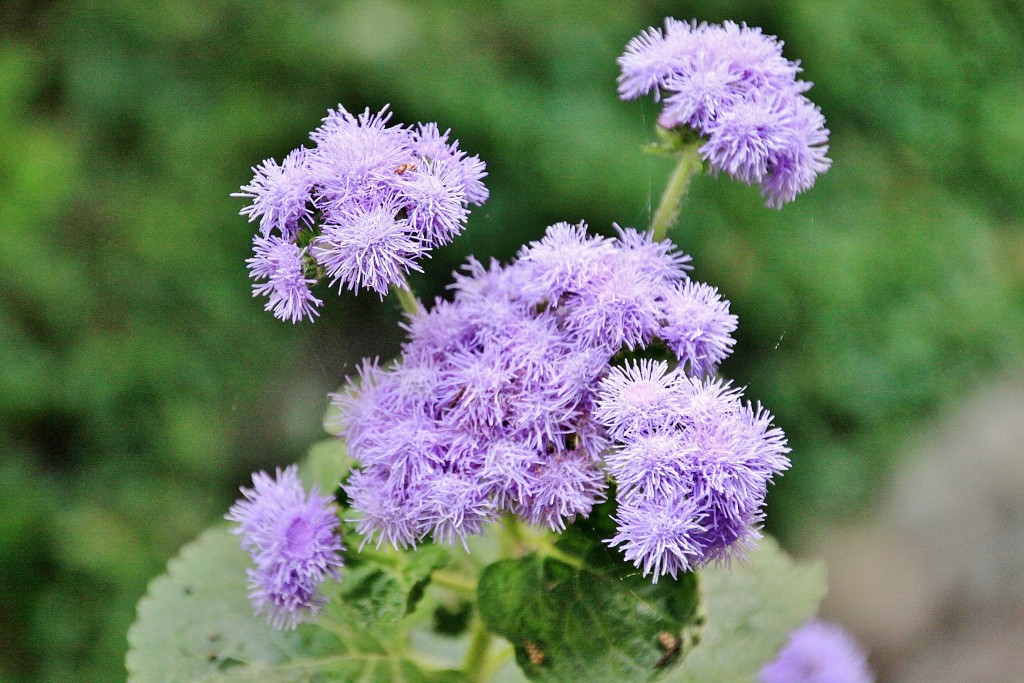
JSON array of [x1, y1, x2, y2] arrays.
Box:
[[336, 221, 785, 575], [604, 429, 690, 498], [618, 19, 830, 207], [607, 494, 706, 582], [617, 18, 705, 102], [226, 466, 344, 630], [596, 369, 790, 577], [236, 104, 488, 317], [312, 200, 423, 297], [415, 471, 494, 550], [236, 148, 314, 240], [517, 453, 607, 532], [515, 221, 614, 304], [594, 360, 682, 440], [759, 620, 874, 683], [246, 235, 322, 323], [659, 280, 737, 377]]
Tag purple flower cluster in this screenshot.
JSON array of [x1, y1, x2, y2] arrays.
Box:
[[226, 466, 344, 630], [759, 620, 874, 683], [335, 221, 776, 574], [237, 105, 488, 322], [597, 361, 790, 581], [618, 19, 830, 207]]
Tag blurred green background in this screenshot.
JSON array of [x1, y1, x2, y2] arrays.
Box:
[[1, 1, 1022, 681]]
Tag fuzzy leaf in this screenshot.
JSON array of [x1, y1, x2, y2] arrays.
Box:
[[668, 536, 826, 683], [477, 531, 702, 682], [127, 526, 461, 683]]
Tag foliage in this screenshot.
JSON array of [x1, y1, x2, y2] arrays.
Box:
[[126, 488, 822, 683]]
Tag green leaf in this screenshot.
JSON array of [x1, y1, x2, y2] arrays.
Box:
[[338, 544, 451, 627], [667, 536, 826, 683], [476, 531, 702, 683], [302, 438, 356, 494], [127, 526, 461, 683]]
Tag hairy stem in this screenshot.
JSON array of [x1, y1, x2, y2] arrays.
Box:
[[650, 142, 703, 242]]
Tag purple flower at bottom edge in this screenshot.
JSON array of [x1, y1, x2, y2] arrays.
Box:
[[759, 620, 874, 683], [226, 465, 344, 630]]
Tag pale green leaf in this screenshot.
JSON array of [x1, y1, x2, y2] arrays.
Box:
[[127, 526, 461, 683], [668, 536, 826, 683]]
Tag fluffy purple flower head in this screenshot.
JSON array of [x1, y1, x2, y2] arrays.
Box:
[[410, 122, 490, 205], [237, 104, 487, 318], [617, 18, 705, 102], [246, 235, 322, 323], [759, 95, 832, 208], [759, 620, 874, 683], [399, 161, 470, 247], [659, 280, 737, 377], [312, 200, 423, 297], [606, 494, 705, 582], [226, 466, 344, 630], [414, 471, 494, 550], [605, 429, 691, 499], [597, 365, 790, 576], [613, 225, 692, 284], [619, 19, 830, 207], [515, 221, 614, 304], [345, 469, 420, 550], [558, 228, 690, 351], [516, 452, 607, 532], [700, 89, 797, 184], [594, 360, 683, 440], [235, 148, 314, 240], [480, 439, 545, 509], [563, 266, 665, 351]]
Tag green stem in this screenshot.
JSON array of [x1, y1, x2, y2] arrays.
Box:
[[462, 618, 494, 683], [431, 569, 477, 595], [649, 142, 703, 242], [354, 545, 400, 567], [390, 280, 421, 316], [537, 543, 586, 570]]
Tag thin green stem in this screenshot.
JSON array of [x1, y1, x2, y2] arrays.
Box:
[[462, 618, 494, 683], [353, 545, 400, 567], [431, 569, 477, 595], [537, 543, 586, 570], [649, 142, 703, 242], [390, 281, 421, 316]]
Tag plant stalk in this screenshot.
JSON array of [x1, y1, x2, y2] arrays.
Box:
[[391, 281, 421, 316], [649, 142, 703, 242], [462, 618, 494, 683]]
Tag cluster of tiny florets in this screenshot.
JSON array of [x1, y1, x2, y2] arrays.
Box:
[[336, 221, 777, 577], [618, 19, 830, 207], [236, 105, 487, 322], [226, 466, 345, 629], [597, 362, 790, 581], [759, 620, 874, 683]]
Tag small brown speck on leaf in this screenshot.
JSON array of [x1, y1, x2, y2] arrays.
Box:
[[524, 640, 546, 666]]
